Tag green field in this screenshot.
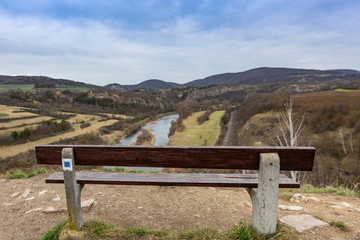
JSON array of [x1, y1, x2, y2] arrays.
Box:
[[170, 110, 225, 146], [0, 84, 35, 92], [0, 113, 9, 117], [335, 88, 360, 92]]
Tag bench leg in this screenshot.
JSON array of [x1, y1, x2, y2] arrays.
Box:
[[245, 153, 280, 234], [62, 148, 84, 231]]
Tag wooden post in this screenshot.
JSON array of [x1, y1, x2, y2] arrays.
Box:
[[62, 148, 83, 231], [246, 153, 280, 234]]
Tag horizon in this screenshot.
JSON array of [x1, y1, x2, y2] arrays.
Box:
[[2, 66, 360, 87], [0, 0, 359, 85]]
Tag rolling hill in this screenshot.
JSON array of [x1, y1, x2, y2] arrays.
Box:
[[183, 67, 360, 87], [104, 79, 181, 90], [1, 67, 360, 91], [0, 75, 99, 89]]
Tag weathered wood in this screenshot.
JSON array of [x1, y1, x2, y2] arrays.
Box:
[[45, 172, 300, 188], [246, 153, 280, 234], [36, 145, 315, 171], [62, 148, 83, 231]]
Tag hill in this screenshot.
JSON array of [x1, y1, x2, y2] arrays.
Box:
[[0, 75, 99, 89], [104, 79, 181, 90], [184, 67, 360, 87]]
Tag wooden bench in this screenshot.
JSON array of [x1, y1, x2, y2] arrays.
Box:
[[36, 145, 315, 234]]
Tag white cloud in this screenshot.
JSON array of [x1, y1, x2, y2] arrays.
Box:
[[0, 4, 359, 86]]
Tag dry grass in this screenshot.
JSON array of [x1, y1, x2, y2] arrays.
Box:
[[0, 104, 38, 118], [294, 90, 360, 110], [0, 123, 41, 135], [170, 110, 225, 146], [0, 116, 53, 128], [0, 119, 118, 158], [99, 113, 133, 119]]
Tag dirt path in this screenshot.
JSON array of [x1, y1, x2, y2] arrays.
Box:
[[1, 174, 360, 240], [0, 119, 117, 158]]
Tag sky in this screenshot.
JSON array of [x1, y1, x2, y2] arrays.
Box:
[[0, 0, 359, 86]]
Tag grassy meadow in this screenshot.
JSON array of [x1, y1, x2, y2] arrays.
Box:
[[0, 84, 35, 92], [170, 110, 225, 146]]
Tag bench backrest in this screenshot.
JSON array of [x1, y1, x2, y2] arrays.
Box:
[[36, 145, 315, 171]]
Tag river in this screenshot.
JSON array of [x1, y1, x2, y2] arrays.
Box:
[[115, 113, 179, 172], [117, 113, 179, 146]]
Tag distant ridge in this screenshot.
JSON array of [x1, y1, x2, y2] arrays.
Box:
[[183, 67, 360, 87], [1, 67, 360, 90], [104, 79, 181, 90], [0, 75, 99, 89]]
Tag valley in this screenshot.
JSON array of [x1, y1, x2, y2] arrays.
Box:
[[0, 66, 359, 204]]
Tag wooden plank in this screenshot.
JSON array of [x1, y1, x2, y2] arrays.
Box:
[[45, 172, 300, 188], [36, 145, 315, 171]]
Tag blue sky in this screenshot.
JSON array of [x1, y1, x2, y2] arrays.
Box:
[[0, 0, 359, 85]]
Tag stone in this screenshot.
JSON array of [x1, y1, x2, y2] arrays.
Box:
[[39, 190, 48, 195], [81, 199, 96, 211], [25, 197, 35, 201], [278, 205, 303, 211], [306, 196, 321, 202], [18, 189, 31, 199], [341, 202, 352, 208], [25, 208, 42, 214], [11, 192, 20, 197], [279, 214, 329, 233], [290, 193, 307, 203], [53, 194, 61, 201], [43, 207, 57, 213], [43, 207, 64, 213], [4, 203, 13, 206]]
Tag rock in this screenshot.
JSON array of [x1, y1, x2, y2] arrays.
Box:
[[81, 199, 96, 211], [25, 197, 35, 201], [306, 196, 321, 202], [290, 193, 307, 203], [341, 202, 352, 208], [43, 207, 57, 213], [194, 215, 200, 218], [4, 203, 13, 206], [11, 192, 20, 197], [43, 207, 64, 213], [18, 189, 31, 199], [208, 187, 216, 191], [25, 208, 42, 214], [39, 190, 48, 195], [278, 205, 303, 211], [53, 194, 61, 201], [137, 207, 143, 209], [279, 214, 329, 233]]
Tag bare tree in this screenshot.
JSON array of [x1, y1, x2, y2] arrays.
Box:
[[275, 97, 305, 181], [337, 127, 347, 155]]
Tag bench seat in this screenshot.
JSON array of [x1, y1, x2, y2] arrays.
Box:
[[46, 172, 300, 188]]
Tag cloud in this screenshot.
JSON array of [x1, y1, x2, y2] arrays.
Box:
[[0, 1, 359, 85]]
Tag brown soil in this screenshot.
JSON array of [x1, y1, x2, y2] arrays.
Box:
[[1, 174, 360, 240]]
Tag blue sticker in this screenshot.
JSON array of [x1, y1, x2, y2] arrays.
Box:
[[64, 162, 70, 167]]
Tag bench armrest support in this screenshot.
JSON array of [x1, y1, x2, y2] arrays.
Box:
[[62, 148, 84, 231], [246, 153, 280, 234]]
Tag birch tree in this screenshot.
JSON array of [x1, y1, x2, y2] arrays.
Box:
[[275, 97, 305, 181]]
